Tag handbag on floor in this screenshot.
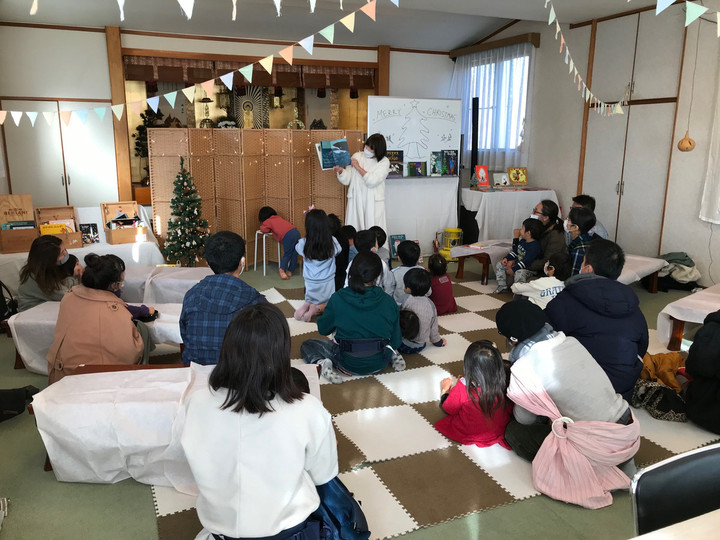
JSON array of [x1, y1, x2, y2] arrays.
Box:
[[312, 477, 370, 540], [631, 379, 687, 422]]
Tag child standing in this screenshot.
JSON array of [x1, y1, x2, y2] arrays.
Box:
[[493, 218, 544, 294], [428, 253, 457, 315], [391, 240, 424, 306], [400, 268, 446, 354], [259, 206, 301, 280], [300, 251, 403, 383], [294, 209, 341, 322], [435, 340, 512, 448], [511, 252, 571, 308], [566, 206, 596, 276]]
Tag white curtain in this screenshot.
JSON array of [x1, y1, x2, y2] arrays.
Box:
[[699, 51, 720, 224], [450, 42, 535, 173]]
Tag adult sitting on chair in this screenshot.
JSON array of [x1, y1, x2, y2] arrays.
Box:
[[545, 239, 648, 401], [46, 254, 146, 384], [684, 309, 720, 434], [180, 231, 266, 365]]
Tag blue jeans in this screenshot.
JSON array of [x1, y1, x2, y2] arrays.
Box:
[[281, 228, 301, 272], [398, 342, 426, 354], [300, 338, 391, 376]]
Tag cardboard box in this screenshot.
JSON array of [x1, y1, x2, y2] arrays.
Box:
[[0, 194, 39, 253], [35, 206, 83, 249], [101, 201, 141, 245]]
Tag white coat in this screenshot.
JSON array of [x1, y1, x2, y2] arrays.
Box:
[[337, 152, 390, 234]]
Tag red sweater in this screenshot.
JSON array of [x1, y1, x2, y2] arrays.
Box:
[[435, 378, 511, 448], [429, 274, 457, 315], [260, 215, 296, 243]]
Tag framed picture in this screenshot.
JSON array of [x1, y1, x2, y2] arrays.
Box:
[[493, 172, 510, 186], [507, 167, 528, 185], [389, 234, 406, 259], [474, 165, 489, 187]]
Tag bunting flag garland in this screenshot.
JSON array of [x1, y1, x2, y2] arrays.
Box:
[[279, 45, 294, 65], [219, 72, 235, 90], [60, 110, 73, 126], [717, 12, 720, 37], [299, 35, 315, 55], [388, 0, 399, 5], [273, 0, 282, 16], [26, 111, 38, 127], [147, 96, 160, 113], [117, 0, 125, 21], [75, 109, 89, 124], [111, 104, 125, 120], [319, 24, 335, 44], [309, 0, 317, 13], [548, 5, 556, 24], [43, 111, 55, 125], [10, 111, 23, 127], [259, 55, 274, 74], [340, 13, 356, 32], [181, 86, 196, 103], [30, 0, 39, 15], [164, 91, 178, 109], [0, 111, 6, 125], [177, 0, 194, 20], [200, 80, 215, 99], [129, 101, 144, 115], [231, 0, 237, 21], [685, 1, 708, 27], [94, 107, 106, 121], [239, 65, 254, 84], [656, 0, 675, 15], [360, 0, 377, 21]]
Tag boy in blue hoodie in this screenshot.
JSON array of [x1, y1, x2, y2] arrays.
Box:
[[493, 218, 544, 294]]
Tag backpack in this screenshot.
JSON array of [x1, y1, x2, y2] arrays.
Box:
[[312, 477, 370, 540], [0, 281, 18, 322]]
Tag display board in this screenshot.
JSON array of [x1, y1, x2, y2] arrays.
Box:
[[367, 97, 461, 177]]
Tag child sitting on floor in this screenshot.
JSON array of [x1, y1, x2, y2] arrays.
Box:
[[369, 225, 391, 267], [294, 209, 341, 322], [565, 206, 596, 276], [493, 218, 544, 293], [435, 340, 512, 448], [428, 253, 457, 315], [341, 225, 358, 263], [346, 230, 395, 295], [399, 268, 446, 354], [328, 213, 349, 293], [511, 252, 571, 309], [259, 206, 301, 280], [391, 240, 425, 306], [300, 251, 403, 384]]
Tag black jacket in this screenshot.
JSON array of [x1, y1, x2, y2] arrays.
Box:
[[545, 274, 648, 401], [685, 310, 720, 434]]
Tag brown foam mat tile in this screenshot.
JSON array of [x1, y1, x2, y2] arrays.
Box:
[[459, 328, 508, 353], [290, 330, 326, 359], [278, 287, 306, 301], [437, 360, 464, 380], [157, 509, 202, 540], [490, 290, 514, 302], [411, 400, 450, 431], [335, 426, 366, 473], [401, 353, 435, 370], [452, 283, 481, 298], [477, 308, 501, 322], [452, 270, 485, 283], [635, 436, 676, 468], [371, 446, 516, 527], [321, 376, 404, 415], [275, 300, 298, 319]]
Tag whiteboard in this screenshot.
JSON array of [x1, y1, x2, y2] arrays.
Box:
[[367, 96, 461, 174]]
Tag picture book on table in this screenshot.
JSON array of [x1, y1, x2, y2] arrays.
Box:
[[407, 161, 427, 177], [79, 223, 99, 244], [442, 150, 458, 176], [474, 165, 489, 186], [507, 166, 528, 185], [315, 137, 351, 170], [429, 152, 445, 176], [386, 150, 404, 178]]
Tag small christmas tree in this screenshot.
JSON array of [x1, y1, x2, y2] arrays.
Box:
[[162, 158, 209, 267]]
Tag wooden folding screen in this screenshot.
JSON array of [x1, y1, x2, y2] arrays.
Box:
[[187, 129, 218, 232], [147, 128, 188, 238]]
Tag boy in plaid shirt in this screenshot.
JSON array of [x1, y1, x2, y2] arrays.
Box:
[[565, 207, 596, 276]]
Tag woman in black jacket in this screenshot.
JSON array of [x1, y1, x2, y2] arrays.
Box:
[[685, 309, 720, 434]]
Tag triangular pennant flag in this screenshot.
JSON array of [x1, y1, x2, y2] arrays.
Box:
[[177, 0, 194, 19], [129, 101, 144, 115], [569, 59, 574, 73], [164, 91, 178, 108], [0, 111, 6, 125], [581, 81, 586, 94], [181, 86, 196, 103], [319, 24, 335, 44], [573, 68, 578, 82], [299, 35, 314, 55], [60, 110, 73, 126], [26, 111, 38, 126], [43, 111, 55, 125], [555, 20, 561, 39], [309, 0, 316, 12], [717, 12, 720, 37], [560, 36, 566, 54], [75, 109, 88, 123], [239, 65, 254, 83], [279, 46, 294, 65], [656, 0, 675, 15], [30, 0, 38, 15], [340, 13, 356, 32], [232, 0, 237, 21], [388, 0, 398, 5], [220, 72, 234, 90], [117, 0, 125, 21], [614, 103, 625, 115], [360, 0, 376, 21], [548, 5, 556, 24], [578, 75, 582, 91], [147, 96, 160, 113], [93, 107, 106, 121], [273, 0, 281, 16], [200, 80, 215, 99], [585, 89, 591, 102], [111, 104, 125, 120], [545, 0, 551, 7], [259, 55, 274, 74], [685, 2, 708, 26], [10, 111, 23, 126]]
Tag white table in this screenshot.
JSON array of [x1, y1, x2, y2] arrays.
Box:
[[657, 283, 720, 350], [618, 255, 668, 290], [386, 176, 458, 255], [461, 188, 558, 241], [450, 240, 514, 283], [8, 302, 182, 374], [31, 363, 321, 492]]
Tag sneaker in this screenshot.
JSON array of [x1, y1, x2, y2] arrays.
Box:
[[492, 286, 508, 294], [390, 352, 406, 372], [318, 358, 343, 384]]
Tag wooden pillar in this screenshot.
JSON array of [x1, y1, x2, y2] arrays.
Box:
[[105, 26, 133, 201], [576, 20, 597, 195], [377, 45, 390, 96]]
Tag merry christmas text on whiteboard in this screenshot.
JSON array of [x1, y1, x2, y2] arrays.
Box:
[[367, 96, 461, 171]]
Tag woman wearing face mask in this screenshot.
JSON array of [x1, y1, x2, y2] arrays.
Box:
[[18, 235, 78, 311], [527, 200, 567, 276], [46, 253, 145, 384], [333, 133, 390, 239]]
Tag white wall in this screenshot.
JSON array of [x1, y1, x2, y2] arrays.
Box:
[[389, 51, 455, 99]]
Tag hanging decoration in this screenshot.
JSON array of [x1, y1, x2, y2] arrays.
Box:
[[678, 19, 702, 152]]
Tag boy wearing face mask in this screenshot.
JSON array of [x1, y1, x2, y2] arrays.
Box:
[[511, 252, 571, 308], [565, 207, 596, 276], [493, 218, 544, 294]]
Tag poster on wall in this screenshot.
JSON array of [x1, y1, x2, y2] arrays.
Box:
[[367, 97, 461, 178]]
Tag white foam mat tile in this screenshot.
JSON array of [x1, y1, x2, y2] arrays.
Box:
[[286, 317, 319, 337], [455, 294, 506, 313], [152, 485, 197, 517], [634, 407, 720, 454], [287, 299, 307, 310], [419, 333, 471, 365], [438, 312, 496, 333], [460, 444, 539, 500], [339, 469, 418, 540], [376, 365, 452, 404], [333, 405, 451, 462], [259, 287, 285, 304], [456, 280, 499, 294]]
